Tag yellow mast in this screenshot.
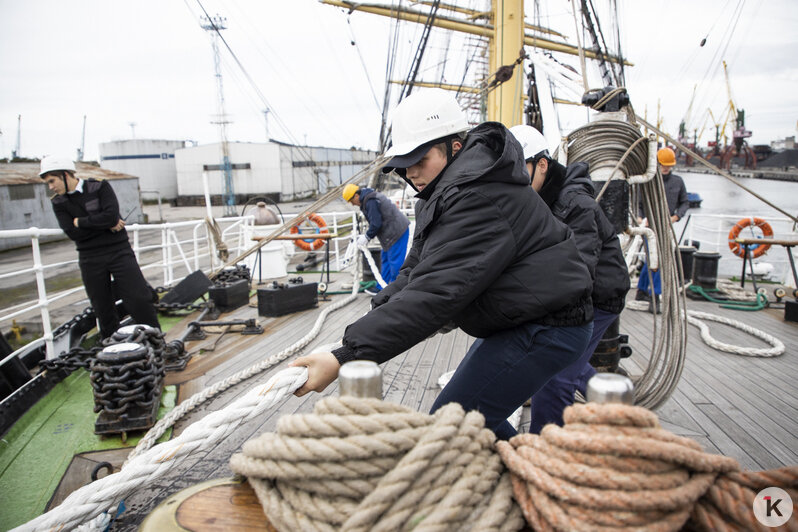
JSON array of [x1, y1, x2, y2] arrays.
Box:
[[321, 0, 631, 126]]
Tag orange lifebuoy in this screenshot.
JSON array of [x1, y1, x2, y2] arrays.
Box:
[[728, 217, 773, 258], [290, 213, 329, 251]]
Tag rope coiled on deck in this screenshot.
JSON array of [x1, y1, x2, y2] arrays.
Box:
[[497, 403, 798, 532], [230, 397, 524, 532]]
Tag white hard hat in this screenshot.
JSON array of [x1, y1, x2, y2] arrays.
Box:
[[383, 89, 469, 171], [509, 125, 550, 162], [39, 155, 76, 177]]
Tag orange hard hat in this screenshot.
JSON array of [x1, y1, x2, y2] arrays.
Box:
[[657, 147, 676, 166]]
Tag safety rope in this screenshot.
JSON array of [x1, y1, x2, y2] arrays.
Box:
[[230, 397, 525, 532], [495, 402, 798, 532], [357, 243, 388, 288]]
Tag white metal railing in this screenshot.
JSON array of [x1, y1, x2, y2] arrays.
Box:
[[0, 208, 416, 363]]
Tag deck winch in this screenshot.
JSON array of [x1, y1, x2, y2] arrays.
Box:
[[91, 341, 164, 436]]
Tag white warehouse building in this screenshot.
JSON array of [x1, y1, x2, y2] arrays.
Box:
[[99, 139, 188, 201], [174, 141, 378, 205]]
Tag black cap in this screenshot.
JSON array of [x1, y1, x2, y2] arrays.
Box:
[[381, 138, 440, 174]]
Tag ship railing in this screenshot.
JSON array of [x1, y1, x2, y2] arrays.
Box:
[[680, 213, 796, 283]]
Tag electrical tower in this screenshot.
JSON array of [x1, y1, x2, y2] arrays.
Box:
[[201, 14, 236, 217]]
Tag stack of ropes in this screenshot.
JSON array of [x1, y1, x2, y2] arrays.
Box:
[[564, 118, 688, 410], [229, 397, 524, 532], [497, 402, 798, 531]]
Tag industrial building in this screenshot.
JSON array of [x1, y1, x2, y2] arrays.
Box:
[[99, 139, 187, 201], [0, 163, 143, 251], [174, 141, 378, 205]]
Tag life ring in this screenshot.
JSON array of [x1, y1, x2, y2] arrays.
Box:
[[727, 217, 773, 258], [290, 213, 328, 251]]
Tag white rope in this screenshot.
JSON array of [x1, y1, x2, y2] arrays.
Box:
[[626, 301, 785, 357], [358, 243, 387, 288], [127, 274, 361, 462], [12, 367, 309, 532]]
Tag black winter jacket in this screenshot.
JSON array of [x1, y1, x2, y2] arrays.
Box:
[[543, 162, 630, 314], [51, 179, 129, 253], [333, 123, 593, 365]]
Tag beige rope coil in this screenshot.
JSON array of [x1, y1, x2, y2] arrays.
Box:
[[497, 403, 798, 532], [230, 396, 524, 532]]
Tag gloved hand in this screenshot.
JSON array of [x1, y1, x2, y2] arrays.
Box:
[[356, 234, 369, 247]]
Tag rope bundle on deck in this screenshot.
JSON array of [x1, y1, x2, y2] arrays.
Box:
[[497, 402, 798, 531], [229, 396, 523, 532]]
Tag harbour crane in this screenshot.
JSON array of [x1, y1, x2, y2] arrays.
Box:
[[718, 60, 755, 170]]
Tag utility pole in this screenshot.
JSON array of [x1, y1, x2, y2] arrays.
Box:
[[77, 115, 87, 162], [129, 122, 137, 139], [202, 14, 236, 217], [12, 114, 21, 159], [262, 108, 270, 141]]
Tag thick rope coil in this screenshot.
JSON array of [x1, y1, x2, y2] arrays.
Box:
[[497, 402, 798, 532], [230, 397, 524, 532]]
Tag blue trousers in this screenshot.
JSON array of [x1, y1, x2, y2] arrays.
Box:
[[430, 321, 592, 440], [378, 228, 409, 291], [637, 262, 661, 296], [528, 308, 619, 433]]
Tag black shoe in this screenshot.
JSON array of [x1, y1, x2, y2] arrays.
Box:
[[635, 289, 651, 302], [647, 296, 661, 314]]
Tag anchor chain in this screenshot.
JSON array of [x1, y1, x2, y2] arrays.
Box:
[[90, 343, 164, 418], [38, 345, 103, 374]]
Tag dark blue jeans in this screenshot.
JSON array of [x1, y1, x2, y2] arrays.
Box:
[[430, 321, 592, 440], [528, 308, 619, 433]]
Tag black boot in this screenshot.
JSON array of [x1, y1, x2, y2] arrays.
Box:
[[635, 289, 651, 302], [647, 294, 661, 314]]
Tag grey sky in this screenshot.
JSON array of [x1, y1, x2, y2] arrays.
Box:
[[1, 0, 796, 162]]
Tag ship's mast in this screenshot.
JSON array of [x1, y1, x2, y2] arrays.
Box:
[[323, 0, 630, 128]]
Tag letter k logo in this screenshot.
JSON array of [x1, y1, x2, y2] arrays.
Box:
[[764, 496, 782, 517]]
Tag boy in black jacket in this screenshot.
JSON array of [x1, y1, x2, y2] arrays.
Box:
[[292, 90, 593, 440], [510, 125, 630, 432], [40, 155, 160, 339]]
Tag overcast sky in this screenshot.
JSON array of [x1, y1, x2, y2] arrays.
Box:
[[1, 0, 796, 162]]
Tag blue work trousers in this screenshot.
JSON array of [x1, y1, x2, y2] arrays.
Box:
[[528, 308, 619, 433], [378, 228, 410, 290], [430, 320, 592, 440], [637, 262, 661, 296]]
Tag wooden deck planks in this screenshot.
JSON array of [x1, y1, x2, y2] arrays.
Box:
[[114, 284, 798, 530]]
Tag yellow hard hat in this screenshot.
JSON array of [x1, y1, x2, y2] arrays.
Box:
[[342, 184, 360, 202], [657, 147, 676, 166]]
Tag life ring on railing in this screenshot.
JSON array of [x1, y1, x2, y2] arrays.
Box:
[[290, 213, 329, 251], [728, 217, 773, 258]]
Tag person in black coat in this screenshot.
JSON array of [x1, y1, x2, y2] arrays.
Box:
[[510, 125, 630, 432], [292, 90, 594, 440], [40, 155, 160, 339]]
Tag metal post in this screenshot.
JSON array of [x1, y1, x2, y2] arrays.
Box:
[[585, 373, 634, 404], [30, 232, 55, 359], [338, 361, 382, 398]]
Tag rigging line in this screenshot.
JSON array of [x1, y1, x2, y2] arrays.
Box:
[[346, 17, 383, 112], [379, 1, 404, 150], [584, 0, 620, 86], [400, 0, 442, 100], [224, 0, 356, 143], [190, 0, 318, 166]]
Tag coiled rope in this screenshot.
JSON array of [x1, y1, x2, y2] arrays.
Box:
[[497, 402, 798, 531], [230, 397, 524, 532], [626, 300, 785, 357], [564, 119, 688, 410]]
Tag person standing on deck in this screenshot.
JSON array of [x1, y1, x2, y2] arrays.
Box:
[[342, 184, 410, 294], [510, 125, 630, 433], [39, 155, 160, 339], [292, 89, 594, 441], [636, 147, 689, 308]]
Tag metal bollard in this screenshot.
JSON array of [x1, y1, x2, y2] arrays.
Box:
[[338, 360, 382, 399], [585, 373, 635, 404]]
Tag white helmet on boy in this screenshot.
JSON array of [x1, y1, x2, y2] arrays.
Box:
[[509, 125, 550, 162], [383, 89, 469, 170], [39, 155, 76, 177]]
